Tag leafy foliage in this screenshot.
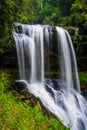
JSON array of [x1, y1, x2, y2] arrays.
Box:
[[0, 71, 70, 130], [79, 72, 87, 86], [0, 0, 87, 45], [60, 0, 87, 34], [0, 71, 14, 91], [71, 0, 87, 33], [0, 0, 87, 71]]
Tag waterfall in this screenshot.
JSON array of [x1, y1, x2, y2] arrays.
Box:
[[13, 24, 87, 130]]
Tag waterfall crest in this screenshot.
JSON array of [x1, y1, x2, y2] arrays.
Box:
[[13, 24, 87, 130]]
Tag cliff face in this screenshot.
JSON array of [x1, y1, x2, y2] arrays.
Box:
[[0, 46, 18, 69], [0, 26, 87, 71], [66, 27, 87, 71]]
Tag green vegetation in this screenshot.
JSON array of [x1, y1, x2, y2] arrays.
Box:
[[0, 0, 87, 44], [0, 0, 87, 129], [79, 72, 87, 87], [0, 0, 87, 71], [0, 71, 70, 130]]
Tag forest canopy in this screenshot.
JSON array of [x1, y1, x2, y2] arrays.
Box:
[[0, 0, 87, 52]]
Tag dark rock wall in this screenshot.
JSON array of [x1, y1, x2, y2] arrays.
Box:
[[0, 27, 87, 72], [66, 27, 87, 71]]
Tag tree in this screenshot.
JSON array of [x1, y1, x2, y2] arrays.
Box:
[[71, 0, 87, 34], [59, 0, 87, 34], [0, 0, 16, 53], [0, 0, 41, 51], [58, 0, 75, 16]]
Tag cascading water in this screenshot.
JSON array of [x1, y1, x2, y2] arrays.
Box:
[[13, 23, 87, 130]]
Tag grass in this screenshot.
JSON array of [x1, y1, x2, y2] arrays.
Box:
[[0, 71, 70, 130]]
